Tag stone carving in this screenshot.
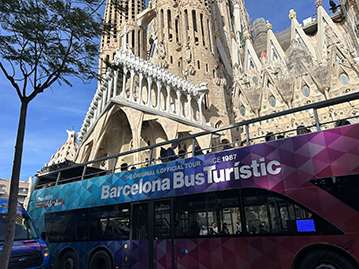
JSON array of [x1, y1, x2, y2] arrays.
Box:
[[277, 77, 295, 108], [158, 41, 166, 59], [246, 85, 262, 116], [185, 44, 191, 63], [243, 31, 251, 40], [188, 65, 196, 75], [310, 63, 330, 95], [315, 0, 323, 7], [182, 68, 188, 78], [265, 20, 272, 31], [288, 9, 297, 20], [161, 60, 169, 69], [286, 40, 313, 76], [78, 50, 211, 142]]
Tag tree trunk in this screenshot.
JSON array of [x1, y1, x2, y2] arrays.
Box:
[[0, 100, 29, 268]]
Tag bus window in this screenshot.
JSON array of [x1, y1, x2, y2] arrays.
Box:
[[243, 189, 273, 234], [174, 190, 242, 237], [88, 204, 130, 241], [154, 200, 171, 239], [217, 190, 242, 235], [1, 213, 39, 241], [46, 209, 88, 242], [242, 188, 343, 236], [310, 174, 359, 211], [132, 204, 148, 240], [175, 192, 219, 237], [0, 198, 50, 268]]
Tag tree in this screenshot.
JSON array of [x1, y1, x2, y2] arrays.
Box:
[[0, 0, 110, 266]]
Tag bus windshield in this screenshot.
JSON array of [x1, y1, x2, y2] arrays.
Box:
[[0, 213, 39, 241]]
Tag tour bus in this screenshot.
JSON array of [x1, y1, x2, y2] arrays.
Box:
[[0, 197, 50, 268], [27, 94, 359, 269]]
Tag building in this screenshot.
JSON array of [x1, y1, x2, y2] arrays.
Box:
[[0, 178, 31, 206], [69, 0, 358, 170], [233, 2, 359, 141]]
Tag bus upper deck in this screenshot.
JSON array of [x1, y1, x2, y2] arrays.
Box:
[[33, 91, 359, 190]]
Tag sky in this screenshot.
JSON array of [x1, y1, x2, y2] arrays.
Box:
[[0, 0, 334, 182], [245, 0, 333, 32]]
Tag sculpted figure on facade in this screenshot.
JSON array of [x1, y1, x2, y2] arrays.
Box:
[[161, 59, 169, 69], [158, 41, 166, 59], [184, 44, 192, 63], [188, 65, 196, 75]]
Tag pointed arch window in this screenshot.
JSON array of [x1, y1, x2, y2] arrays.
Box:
[[272, 48, 278, 60], [248, 55, 255, 70], [240, 105, 246, 116], [271, 43, 279, 61], [168, 10, 172, 29], [302, 84, 310, 97], [295, 30, 302, 44], [340, 73, 349, 86], [192, 10, 197, 33], [269, 95, 276, 107]]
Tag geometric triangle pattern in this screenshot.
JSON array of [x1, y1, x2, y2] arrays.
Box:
[[174, 234, 358, 268]]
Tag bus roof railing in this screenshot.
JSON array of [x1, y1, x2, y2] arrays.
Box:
[[34, 92, 359, 189]]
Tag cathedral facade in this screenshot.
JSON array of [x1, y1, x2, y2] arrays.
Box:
[[71, 0, 359, 170]]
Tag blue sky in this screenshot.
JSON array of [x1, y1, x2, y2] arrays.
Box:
[[245, 0, 332, 32], [0, 0, 334, 182]]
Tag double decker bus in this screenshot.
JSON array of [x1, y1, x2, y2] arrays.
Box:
[[28, 93, 359, 269]]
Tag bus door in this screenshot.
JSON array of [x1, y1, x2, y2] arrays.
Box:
[[131, 202, 149, 268], [152, 199, 173, 268], [130, 199, 174, 269]]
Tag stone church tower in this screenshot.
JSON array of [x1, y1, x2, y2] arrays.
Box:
[[148, 0, 238, 130], [45, 129, 79, 166], [232, 2, 359, 142], [99, 0, 147, 74], [71, 0, 359, 170]]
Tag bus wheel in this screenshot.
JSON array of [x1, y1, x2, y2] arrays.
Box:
[[300, 249, 356, 269], [59, 251, 78, 269], [89, 250, 112, 269]]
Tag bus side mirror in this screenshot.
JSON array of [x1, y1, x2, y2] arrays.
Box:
[[41, 232, 47, 241]]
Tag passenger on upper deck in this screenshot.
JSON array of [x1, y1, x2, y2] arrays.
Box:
[[194, 145, 204, 156], [265, 132, 276, 142], [178, 149, 186, 159], [120, 163, 128, 171], [335, 119, 351, 127], [141, 158, 149, 167], [221, 138, 232, 150], [167, 142, 179, 161], [296, 125, 311, 135], [240, 140, 247, 147]]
